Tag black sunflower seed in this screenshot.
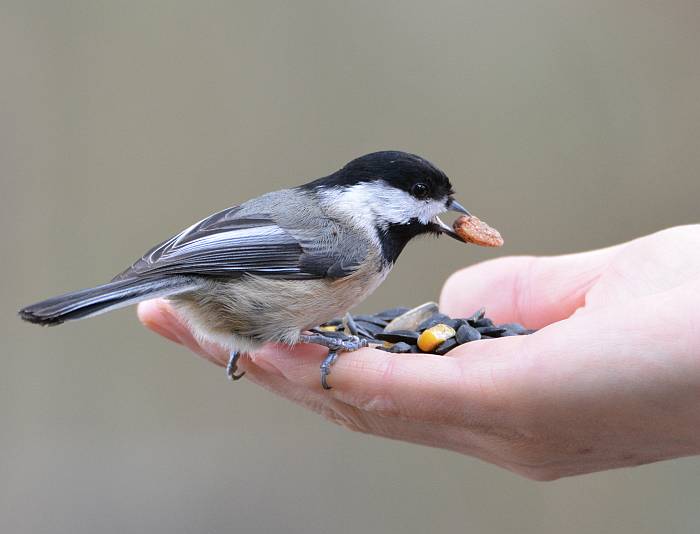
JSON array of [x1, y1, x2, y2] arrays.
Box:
[[471, 317, 495, 328], [456, 324, 481, 343], [435, 338, 459, 355], [343, 314, 359, 335], [446, 318, 465, 329], [498, 329, 519, 337], [450, 319, 469, 330], [499, 323, 533, 335], [466, 307, 486, 322], [353, 326, 374, 339], [375, 307, 411, 320], [388, 342, 414, 353], [477, 326, 507, 337], [353, 314, 389, 327], [354, 321, 385, 337], [375, 330, 420, 344], [417, 313, 453, 331], [320, 304, 534, 355]]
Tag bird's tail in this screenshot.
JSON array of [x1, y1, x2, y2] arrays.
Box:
[[19, 276, 198, 326]]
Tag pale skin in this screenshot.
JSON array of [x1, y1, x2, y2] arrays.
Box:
[[138, 225, 700, 481]]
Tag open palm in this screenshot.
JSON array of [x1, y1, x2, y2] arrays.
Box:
[[139, 225, 700, 480]]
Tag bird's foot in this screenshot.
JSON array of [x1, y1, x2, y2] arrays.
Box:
[[319, 351, 339, 390], [299, 331, 368, 390], [226, 351, 246, 381]]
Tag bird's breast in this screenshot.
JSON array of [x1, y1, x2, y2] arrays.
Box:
[[169, 258, 392, 350]]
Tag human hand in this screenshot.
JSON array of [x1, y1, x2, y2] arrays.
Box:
[[138, 225, 700, 480]]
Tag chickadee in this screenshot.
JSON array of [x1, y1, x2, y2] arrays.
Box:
[[20, 151, 471, 388]]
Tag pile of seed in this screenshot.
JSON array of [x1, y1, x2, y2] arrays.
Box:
[[315, 302, 535, 355]]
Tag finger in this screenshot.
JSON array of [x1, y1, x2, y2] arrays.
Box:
[[243, 355, 498, 459], [136, 304, 377, 430], [137, 299, 183, 344], [243, 357, 378, 433], [138, 299, 519, 429], [439, 245, 623, 328], [252, 342, 484, 424], [137, 299, 229, 367]]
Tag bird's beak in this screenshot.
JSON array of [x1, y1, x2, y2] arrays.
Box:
[[432, 198, 472, 241], [447, 198, 471, 216]]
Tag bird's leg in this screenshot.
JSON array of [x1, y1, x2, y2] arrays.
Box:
[[226, 351, 246, 381], [299, 330, 368, 390], [319, 351, 339, 391]]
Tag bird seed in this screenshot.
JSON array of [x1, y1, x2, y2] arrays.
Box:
[[318, 302, 534, 356]]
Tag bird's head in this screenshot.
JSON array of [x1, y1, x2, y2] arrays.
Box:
[[305, 151, 470, 262]]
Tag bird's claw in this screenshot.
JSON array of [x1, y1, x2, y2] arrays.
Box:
[[299, 331, 367, 390], [320, 351, 339, 390], [226, 351, 246, 381]]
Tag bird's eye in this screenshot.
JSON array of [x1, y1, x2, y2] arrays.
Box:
[[411, 183, 429, 199]]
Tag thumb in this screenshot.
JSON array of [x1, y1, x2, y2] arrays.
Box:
[[440, 245, 623, 328]]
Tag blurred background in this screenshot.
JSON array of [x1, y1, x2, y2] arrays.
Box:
[[2, 1, 699, 532]]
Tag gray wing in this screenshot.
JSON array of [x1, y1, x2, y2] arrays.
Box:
[[113, 205, 364, 281]]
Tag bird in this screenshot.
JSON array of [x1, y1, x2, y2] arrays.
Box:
[[19, 150, 472, 388]]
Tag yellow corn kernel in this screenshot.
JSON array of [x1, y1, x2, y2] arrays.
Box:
[[319, 325, 337, 332], [418, 324, 456, 352], [383, 341, 394, 349]]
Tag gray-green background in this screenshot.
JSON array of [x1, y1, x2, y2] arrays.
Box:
[[2, 1, 699, 533]]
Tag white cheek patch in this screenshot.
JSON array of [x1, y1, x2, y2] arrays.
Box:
[[320, 182, 447, 235]]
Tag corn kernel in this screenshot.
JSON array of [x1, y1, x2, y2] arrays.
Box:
[[417, 324, 456, 352], [319, 325, 337, 332]]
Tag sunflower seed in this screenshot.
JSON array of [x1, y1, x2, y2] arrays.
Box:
[[352, 314, 389, 327], [456, 324, 481, 343], [499, 323, 533, 335], [375, 330, 420, 343], [384, 302, 439, 332], [435, 337, 459, 355], [387, 342, 414, 353], [417, 313, 453, 331], [477, 326, 507, 337], [498, 329, 519, 337], [319, 305, 533, 355], [354, 321, 385, 337], [467, 307, 486, 322], [471, 317, 495, 328], [450, 319, 469, 330], [343, 313, 359, 336], [376, 307, 411, 320]]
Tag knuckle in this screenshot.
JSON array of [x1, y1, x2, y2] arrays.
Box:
[[354, 393, 401, 419], [501, 432, 570, 481], [318, 403, 366, 434], [356, 356, 404, 418], [339, 355, 404, 418], [510, 445, 554, 469], [515, 465, 564, 482]]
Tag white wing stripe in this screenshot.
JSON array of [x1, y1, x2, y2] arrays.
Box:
[[151, 225, 287, 259]]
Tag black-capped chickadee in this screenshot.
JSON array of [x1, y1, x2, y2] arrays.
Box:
[[20, 151, 472, 388]]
